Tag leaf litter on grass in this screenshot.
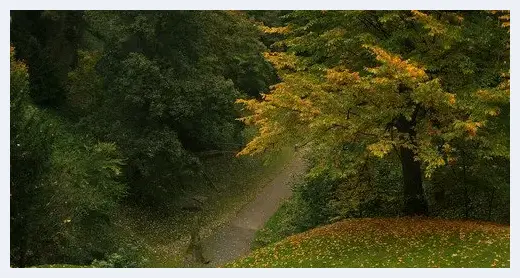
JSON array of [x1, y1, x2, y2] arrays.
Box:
[[227, 217, 510, 268]]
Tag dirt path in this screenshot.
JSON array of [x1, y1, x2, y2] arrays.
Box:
[[201, 151, 307, 267]]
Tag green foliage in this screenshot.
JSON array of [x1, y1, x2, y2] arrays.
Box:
[[66, 50, 103, 116], [12, 115, 127, 266], [10, 47, 126, 267], [11, 11, 281, 267], [291, 173, 337, 229], [252, 201, 294, 250], [10, 11, 86, 107], [425, 141, 509, 223], [76, 11, 278, 206], [253, 153, 403, 249], [23, 116, 127, 265], [91, 244, 148, 268], [10, 46, 54, 267]]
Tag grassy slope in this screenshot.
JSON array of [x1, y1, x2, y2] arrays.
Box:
[[251, 200, 294, 250], [228, 218, 510, 268], [113, 147, 295, 267]]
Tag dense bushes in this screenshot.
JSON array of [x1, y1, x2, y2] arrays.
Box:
[[10, 47, 126, 267], [11, 116, 126, 267], [426, 157, 509, 223], [91, 243, 149, 268], [74, 11, 278, 207], [10, 11, 278, 210], [11, 47, 54, 267]]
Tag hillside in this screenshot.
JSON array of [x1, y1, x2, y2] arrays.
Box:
[[227, 218, 510, 268]]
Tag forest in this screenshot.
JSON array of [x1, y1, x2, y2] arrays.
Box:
[[10, 10, 509, 268]]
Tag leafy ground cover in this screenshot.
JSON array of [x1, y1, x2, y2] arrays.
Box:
[[228, 217, 510, 268]]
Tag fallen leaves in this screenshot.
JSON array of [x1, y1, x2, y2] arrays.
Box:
[[226, 218, 510, 268]]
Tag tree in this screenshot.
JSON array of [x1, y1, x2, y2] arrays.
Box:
[[237, 11, 509, 215], [78, 11, 277, 205], [10, 45, 53, 267], [10, 11, 86, 108], [11, 45, 126, 267]]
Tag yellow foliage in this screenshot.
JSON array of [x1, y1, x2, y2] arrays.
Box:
[[464, 121, 483, 137], [487, 108, 500, 117], [367, 141, 393, 158], [263, 52, 297, 71], [411, 10, 448, 36], [326, 68, 360, 86], [260, 25, 290, 34], [490, 10, 510, 32], [10, 45, 28, 73], [364, 45, 427, 81], [447, 93, 456, 105]]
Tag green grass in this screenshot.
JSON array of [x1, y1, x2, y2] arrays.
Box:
[[227, 218, 510, 268], [113, 147, 296, 267], [252, 200, 294, 250]]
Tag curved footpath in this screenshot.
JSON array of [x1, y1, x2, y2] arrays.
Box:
[[201, 152, 307, 267]]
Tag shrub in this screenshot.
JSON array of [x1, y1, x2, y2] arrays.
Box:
[[91, 243, 148, 268]]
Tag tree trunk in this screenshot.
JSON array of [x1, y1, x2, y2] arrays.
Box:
[[461, 149, 471, 219], [394, 102, 428, 216], [399, 146, 428, 216], [487, 187, 496, 221]]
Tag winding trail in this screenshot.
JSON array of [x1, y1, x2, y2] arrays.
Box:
[[201, 151, 307, 267]]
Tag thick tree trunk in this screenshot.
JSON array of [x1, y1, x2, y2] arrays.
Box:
[[399, 146, 428, 216], [394, 103, 428, 216], [487, 187, 496, 221]]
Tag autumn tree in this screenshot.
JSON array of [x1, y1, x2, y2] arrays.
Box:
[[237, 11, 509, 216]]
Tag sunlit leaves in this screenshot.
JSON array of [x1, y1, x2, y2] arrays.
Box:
[[263, 52, 300, 72], [325, 68, 360, 86], [237, 43, 464, 177], [364, 45, 427, 82], [411, 11, 448, 36], [260, 25, 290, 35], [238, 11, 509, 193], [10, 46, 30, 106], [489, 10, 510, 31], [367, 141, 393, 158]]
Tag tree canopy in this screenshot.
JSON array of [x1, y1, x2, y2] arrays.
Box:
[[237, 11, 509, 215]]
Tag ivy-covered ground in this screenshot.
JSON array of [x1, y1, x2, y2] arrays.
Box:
[[227, 218, 510, 268]]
